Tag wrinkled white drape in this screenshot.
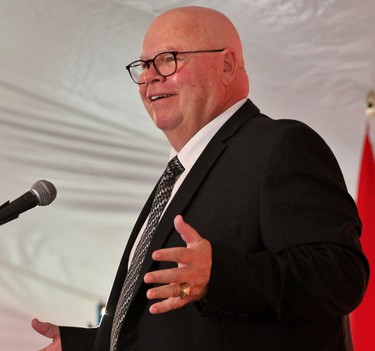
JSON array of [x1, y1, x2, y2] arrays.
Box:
[[0, 1, 374, 349]]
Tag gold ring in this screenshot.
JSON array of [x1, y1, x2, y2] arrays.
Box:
[[179, 282, 191, 299]]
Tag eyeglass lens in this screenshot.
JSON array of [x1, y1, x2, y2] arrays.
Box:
[[129, 52, 177, 84]]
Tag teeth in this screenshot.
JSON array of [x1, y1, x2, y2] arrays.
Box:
[[150, 94, 172, 101]]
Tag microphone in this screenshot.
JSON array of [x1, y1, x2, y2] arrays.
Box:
[[0, 180, 57, 225]]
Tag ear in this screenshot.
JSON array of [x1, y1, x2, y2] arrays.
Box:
[[222, 49, 236, 86]]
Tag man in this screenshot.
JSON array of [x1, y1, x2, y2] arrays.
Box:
[[32, 6, 369, 351]]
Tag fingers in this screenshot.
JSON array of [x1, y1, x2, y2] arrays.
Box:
[[144, 266, 188, 284], [151, 246, 192, 265], [173, 215, 201, 245], [146, 282, 181, 300], [149, 296, 188, 314], [150, 215, 206, 265], [147, 282, 193, 314], [144, 215, 212, 314], [32, 318, 59, 339], [32, 318, 62, 351]]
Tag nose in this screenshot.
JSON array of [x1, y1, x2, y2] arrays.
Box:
[[143, 63, 165, 84]]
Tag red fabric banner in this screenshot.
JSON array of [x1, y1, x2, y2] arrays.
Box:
[[351, 124, 375, 350]]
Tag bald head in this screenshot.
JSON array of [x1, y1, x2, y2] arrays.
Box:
[[144, 6, 246, 67]]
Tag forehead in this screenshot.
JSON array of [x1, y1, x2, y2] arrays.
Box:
[[142, 14, 212, 55]]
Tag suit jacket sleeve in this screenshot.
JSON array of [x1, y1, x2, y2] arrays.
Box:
[[59, 326, 97, 351], [202, 119, 369, 321]]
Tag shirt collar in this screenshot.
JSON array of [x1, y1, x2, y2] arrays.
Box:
[[170, 98, 247, 170]]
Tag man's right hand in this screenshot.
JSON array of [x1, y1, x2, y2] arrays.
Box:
[[32, 318, 61, 351]]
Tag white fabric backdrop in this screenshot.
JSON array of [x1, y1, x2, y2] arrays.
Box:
[[0, 1, 374, 349]]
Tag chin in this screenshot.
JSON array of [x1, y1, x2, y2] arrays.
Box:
[[154, 117, 181, 134], [151, 110, 175, 128], [153, 119, 172, 131]]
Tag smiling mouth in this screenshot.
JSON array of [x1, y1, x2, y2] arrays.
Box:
[[150, 94, 174, 102]]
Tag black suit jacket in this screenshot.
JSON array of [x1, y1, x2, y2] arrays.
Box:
[[60, 100, 368, 350]]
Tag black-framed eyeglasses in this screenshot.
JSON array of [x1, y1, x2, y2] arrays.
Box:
[[126, 49, 225, 85]]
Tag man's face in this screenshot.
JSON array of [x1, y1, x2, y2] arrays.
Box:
[[138, 17, 225, 150]]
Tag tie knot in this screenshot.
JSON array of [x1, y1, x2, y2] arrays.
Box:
[[166, 156, 184, 178]]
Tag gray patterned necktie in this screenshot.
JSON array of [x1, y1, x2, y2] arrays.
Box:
[[110, 156, 184, 351]]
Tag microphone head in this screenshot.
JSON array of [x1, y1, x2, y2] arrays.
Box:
[[30, 180, 57, 206]]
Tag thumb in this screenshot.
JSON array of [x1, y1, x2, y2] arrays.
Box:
[[32, 318, 59, 339], [174, 215, 201, 245]]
